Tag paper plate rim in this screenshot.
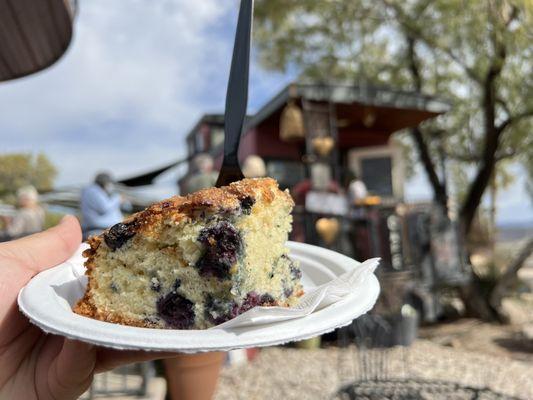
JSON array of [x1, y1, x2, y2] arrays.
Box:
[[18, 241, 380, 352]]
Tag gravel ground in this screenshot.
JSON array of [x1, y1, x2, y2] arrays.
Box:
[[420, 318, 533, 363], [214, 340, 533, 400]]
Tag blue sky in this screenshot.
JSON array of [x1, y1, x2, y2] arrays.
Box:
[[0, 0, 531, 225]]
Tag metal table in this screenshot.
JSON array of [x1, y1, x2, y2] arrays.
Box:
[[334, 378, 522, 400]]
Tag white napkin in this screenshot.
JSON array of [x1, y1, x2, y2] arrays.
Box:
[[212, 258, 380, 329]]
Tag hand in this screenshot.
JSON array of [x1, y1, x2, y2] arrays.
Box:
[[0, 216, 174, 400]]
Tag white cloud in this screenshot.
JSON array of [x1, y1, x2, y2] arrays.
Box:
[[0, 0, 236, 185], [0, 1, 530, 224]]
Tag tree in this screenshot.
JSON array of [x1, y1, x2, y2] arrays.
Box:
[[254, 0, 533, 320], [0, 153, 57, 201]]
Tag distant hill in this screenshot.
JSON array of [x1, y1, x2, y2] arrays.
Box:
[[497, 221, 533, 242]]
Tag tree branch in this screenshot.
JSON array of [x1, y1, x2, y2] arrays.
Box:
[[410, 127, 448, 210], [448, 152, 481, 163], [449, 148, 517, 163], [490, 236, 533, 322], [495, 97, 511, 118], [495, 149, 517, 161], [459, 5, 510, 235], [402, 35, 448, 210], [433, 46, 481, 83], [380, 0, 481, 83], [496, 109, 533, 134]]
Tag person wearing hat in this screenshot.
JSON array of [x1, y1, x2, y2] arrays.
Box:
[[80, 172, 127, 240]]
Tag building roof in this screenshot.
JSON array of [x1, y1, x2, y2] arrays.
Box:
[[126, 82, 451, 187], [249, 82, 450, 129], [184, 82, 450, 139], [184, 114, 225, 140]]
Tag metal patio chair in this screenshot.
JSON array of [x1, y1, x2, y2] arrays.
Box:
[[333, 314, 523, 400]]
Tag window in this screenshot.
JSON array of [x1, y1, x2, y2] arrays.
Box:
[[266, 160, 305, 188], [347, 145, 404, 199], [195, 132, 205, 152], [187, 139, 195, 156], [210, 127, 224, 149], [360, 157, 393, 197]]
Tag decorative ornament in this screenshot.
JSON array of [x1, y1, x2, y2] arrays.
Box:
[[315, 217, 340, 244], [280, 100, 305, 142], [362, 108, 377, 128], [311, 136, 335, 157], [356, 195, 381, 207]]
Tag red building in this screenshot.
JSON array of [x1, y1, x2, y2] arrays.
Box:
[[179, 83, 448, 203]]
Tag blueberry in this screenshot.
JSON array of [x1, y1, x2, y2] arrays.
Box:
[[260, 293, 276, 305], [110, 282, 119, 293], [290, 264, 302, 280], [196, 221, 242, 280], [161, 201, 173, 209], [172, 278, 181, 291], [240, 196, 255, 215], [205, 291, 278, 326], [284, 286, 294, 298], [150, 278, 161, 292], [156, 291, 195, 329], [143, 316, 160, 325], [239, 292, 275, 313], [280, 255, 302, 280], [104, 222, 136, 251], [204, 295, 236, 325], [239, 292, 261, 313]]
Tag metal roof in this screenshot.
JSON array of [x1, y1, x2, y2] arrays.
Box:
[[185, 113, 236, 140], [248, 82, 451, 129], [185, 82, 450, 138]]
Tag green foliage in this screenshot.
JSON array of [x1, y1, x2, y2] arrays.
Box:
[[254, 0, 533, 209], [0, 153, 57, 201], [43, 211, 65, 230]]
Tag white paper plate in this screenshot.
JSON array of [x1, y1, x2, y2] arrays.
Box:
[[18, 241, 379, 353]]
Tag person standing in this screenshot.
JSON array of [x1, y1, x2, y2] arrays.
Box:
[[183, 154, 218, 195], [80, 172, 127, 240], [1, 185, 45, 240], [348, 172, 368, 206]]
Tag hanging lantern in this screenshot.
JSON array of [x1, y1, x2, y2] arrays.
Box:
[[312, 136, 335, 157], [315, 217, 340, 244], [280, 100, 305, 142], [362, 107, 377, 128]]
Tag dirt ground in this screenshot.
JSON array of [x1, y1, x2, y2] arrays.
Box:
[[419, 318, 533, 363], [215, 295, 533, 399], [214, 339, 533, 400]]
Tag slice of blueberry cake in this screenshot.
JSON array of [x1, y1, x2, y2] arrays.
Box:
[[74, 178, 303, 329]]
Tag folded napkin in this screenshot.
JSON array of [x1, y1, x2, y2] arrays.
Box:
[[213, 258, 380, 329]]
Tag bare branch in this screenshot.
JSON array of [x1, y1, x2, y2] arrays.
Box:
[[406, 36, 422, 90], [380, 0, 480, 83], [495, 97, 511, 118], [434, 46, 481, 83], [448, 152, 480, 163], [449, 145, 518, 163], [410, 127, 448, 209], [496, 109, 533, 134], [495, 149, 517, 161]]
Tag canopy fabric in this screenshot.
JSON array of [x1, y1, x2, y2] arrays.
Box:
[[118, 157, 192, 187]]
